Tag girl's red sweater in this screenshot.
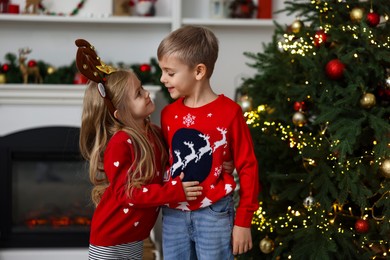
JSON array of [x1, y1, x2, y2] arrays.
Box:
[[89, 130, 186, 246]]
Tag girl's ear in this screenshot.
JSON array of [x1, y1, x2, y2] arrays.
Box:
[[195, 64, 206, 80], [113, 110, 120, 120]]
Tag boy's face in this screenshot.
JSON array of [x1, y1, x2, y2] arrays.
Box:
[[159, 55, 197, 100]]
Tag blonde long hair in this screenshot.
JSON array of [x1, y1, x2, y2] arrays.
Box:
[[79, 70, 167, 206]]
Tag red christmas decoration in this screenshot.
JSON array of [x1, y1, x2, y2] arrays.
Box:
[[28, 60, 37, 67], [313, 30, 327, 47], [73, 72, 89, 84], [366, 12, 380, 27], [140, 63, 151, 72], [1, 63, 9, 72], [256, 0, 272, 19], [325, 59, 345, 80], [293, 101, 306, 111], [377, 86, 390, 102], [355, 219, 370, 233]]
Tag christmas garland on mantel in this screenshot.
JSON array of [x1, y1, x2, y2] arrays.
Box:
[[38, 0, 86, 16]]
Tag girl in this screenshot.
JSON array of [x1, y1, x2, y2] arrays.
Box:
[[76, 39, 202, 260]]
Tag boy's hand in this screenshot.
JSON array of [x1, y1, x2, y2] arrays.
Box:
[[179, 172, 202, 200], [232, 225, 252, 255], [223, 160, 235, 174]]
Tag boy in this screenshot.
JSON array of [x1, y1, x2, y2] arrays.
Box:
[[158, 25, 260, 259]]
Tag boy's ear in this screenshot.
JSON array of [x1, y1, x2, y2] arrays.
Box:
[[195, 64, 206, 80]]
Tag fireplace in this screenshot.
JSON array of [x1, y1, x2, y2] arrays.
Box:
[[0, 126, 93, 248], [0, 84, 162, 258]]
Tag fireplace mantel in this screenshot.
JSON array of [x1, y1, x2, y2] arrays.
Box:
[[0, 84, 160, 105], [0, 84, 161, 136]]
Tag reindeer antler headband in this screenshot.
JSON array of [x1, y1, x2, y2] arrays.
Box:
[[75, 39, 117, 115]]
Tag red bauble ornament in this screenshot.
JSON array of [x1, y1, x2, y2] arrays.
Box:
[[377, 87, 390, 102], [140, 63, 151, 72], [314, 30, 327, 47], [28, 60, 37, 67], [73, 72, 88, 84], [325, 59, 345, 80], [293, 101, 306, 111], [355, 219, 370, 233], [366, 12, 380, 27], [1, 63, 9, 72]]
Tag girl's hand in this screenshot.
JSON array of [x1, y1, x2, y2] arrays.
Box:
[[223, 160, 235, 174], [179, 172, 202, 200]]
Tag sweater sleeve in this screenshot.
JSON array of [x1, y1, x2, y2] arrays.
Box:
[[229, 109, 260, 227], [104, 132, 187, 209]]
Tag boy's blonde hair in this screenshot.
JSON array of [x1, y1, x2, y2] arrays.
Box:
[[157, 25, 219, 78], [79, 70, 168, 206]]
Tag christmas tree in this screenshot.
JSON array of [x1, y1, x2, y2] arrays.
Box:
[[236, 0, 389, 259]]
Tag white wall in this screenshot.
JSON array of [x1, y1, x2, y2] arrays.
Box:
[[0, 0, 292, 101]]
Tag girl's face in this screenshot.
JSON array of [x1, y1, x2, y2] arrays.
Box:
[[125, 74, 155, 126], [159, 55, 197, 100]]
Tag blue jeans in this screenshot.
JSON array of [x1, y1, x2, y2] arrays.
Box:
[[162, 195, 234, 260]]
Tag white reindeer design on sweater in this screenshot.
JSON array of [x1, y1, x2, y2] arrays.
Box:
[[169, 127, 228, 175], [213, 127, 227, 152], [196, 133, 212, 162]]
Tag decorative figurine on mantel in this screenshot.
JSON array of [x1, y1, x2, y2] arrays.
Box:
[[24, 0, 41, 14], [0, 0, 9, 13], [113, 0, 135, 16], [135, 0, 156, 16], [18, 48, 42, 84], [229, 0, 256, 18]]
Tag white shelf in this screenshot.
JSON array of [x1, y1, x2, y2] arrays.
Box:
[[0, 84, 161, 105], [182, 18, 274, 27], [0, 14, 274, 27], [0, 14, 172, 24]]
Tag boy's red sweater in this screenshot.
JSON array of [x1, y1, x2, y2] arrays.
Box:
[[161, 95, 260, 227]]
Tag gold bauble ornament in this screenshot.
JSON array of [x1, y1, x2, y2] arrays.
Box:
[[291, 19, 304, 33], [360, 93, 376, 109], [292, 111, 306, 127], [379, 159, 390, 178], [350, 7, 364, 22], [259, 236, 275, 254], [0, 73, 6, 84]]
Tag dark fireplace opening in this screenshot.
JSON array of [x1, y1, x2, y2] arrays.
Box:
[[0, 126, 93, 248]]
